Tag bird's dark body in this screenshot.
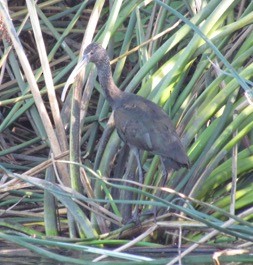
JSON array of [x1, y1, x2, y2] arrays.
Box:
[[80, 43, 189, 173], [113, 92, 188, 170]]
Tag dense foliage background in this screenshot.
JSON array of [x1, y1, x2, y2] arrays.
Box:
[[0, 0, 253, 264]]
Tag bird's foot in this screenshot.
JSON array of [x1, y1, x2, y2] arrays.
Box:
[[123, 207, 142, 225], [124, 206, 161, 224], [141, 207, 159, 222]]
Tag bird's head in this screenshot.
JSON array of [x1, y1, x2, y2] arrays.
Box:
[[61, 42, 106, 101], [83, 42, 107, 65]]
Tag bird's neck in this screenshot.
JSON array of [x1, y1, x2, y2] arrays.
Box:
[[96, 59, 123, 109]]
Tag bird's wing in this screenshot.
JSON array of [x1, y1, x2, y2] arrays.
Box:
[[114, 95, 187, 163]]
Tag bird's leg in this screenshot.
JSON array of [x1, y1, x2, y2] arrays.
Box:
[[149, 159, 168, 220], [160, 158, 168, 187], [131, 146, 144, 185], [130, 146, 144, 222], [116, 145, 136, 224]]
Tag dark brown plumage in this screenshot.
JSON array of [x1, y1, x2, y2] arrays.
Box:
[[65, 42, 189, 185]]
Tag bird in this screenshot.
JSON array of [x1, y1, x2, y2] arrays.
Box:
[[62, 42, 189, 204]]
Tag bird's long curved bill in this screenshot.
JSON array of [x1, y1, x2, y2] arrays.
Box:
[[61, 58, 87, 102]]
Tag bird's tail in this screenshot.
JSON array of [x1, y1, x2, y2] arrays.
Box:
[[162, 156, 189, 171]]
